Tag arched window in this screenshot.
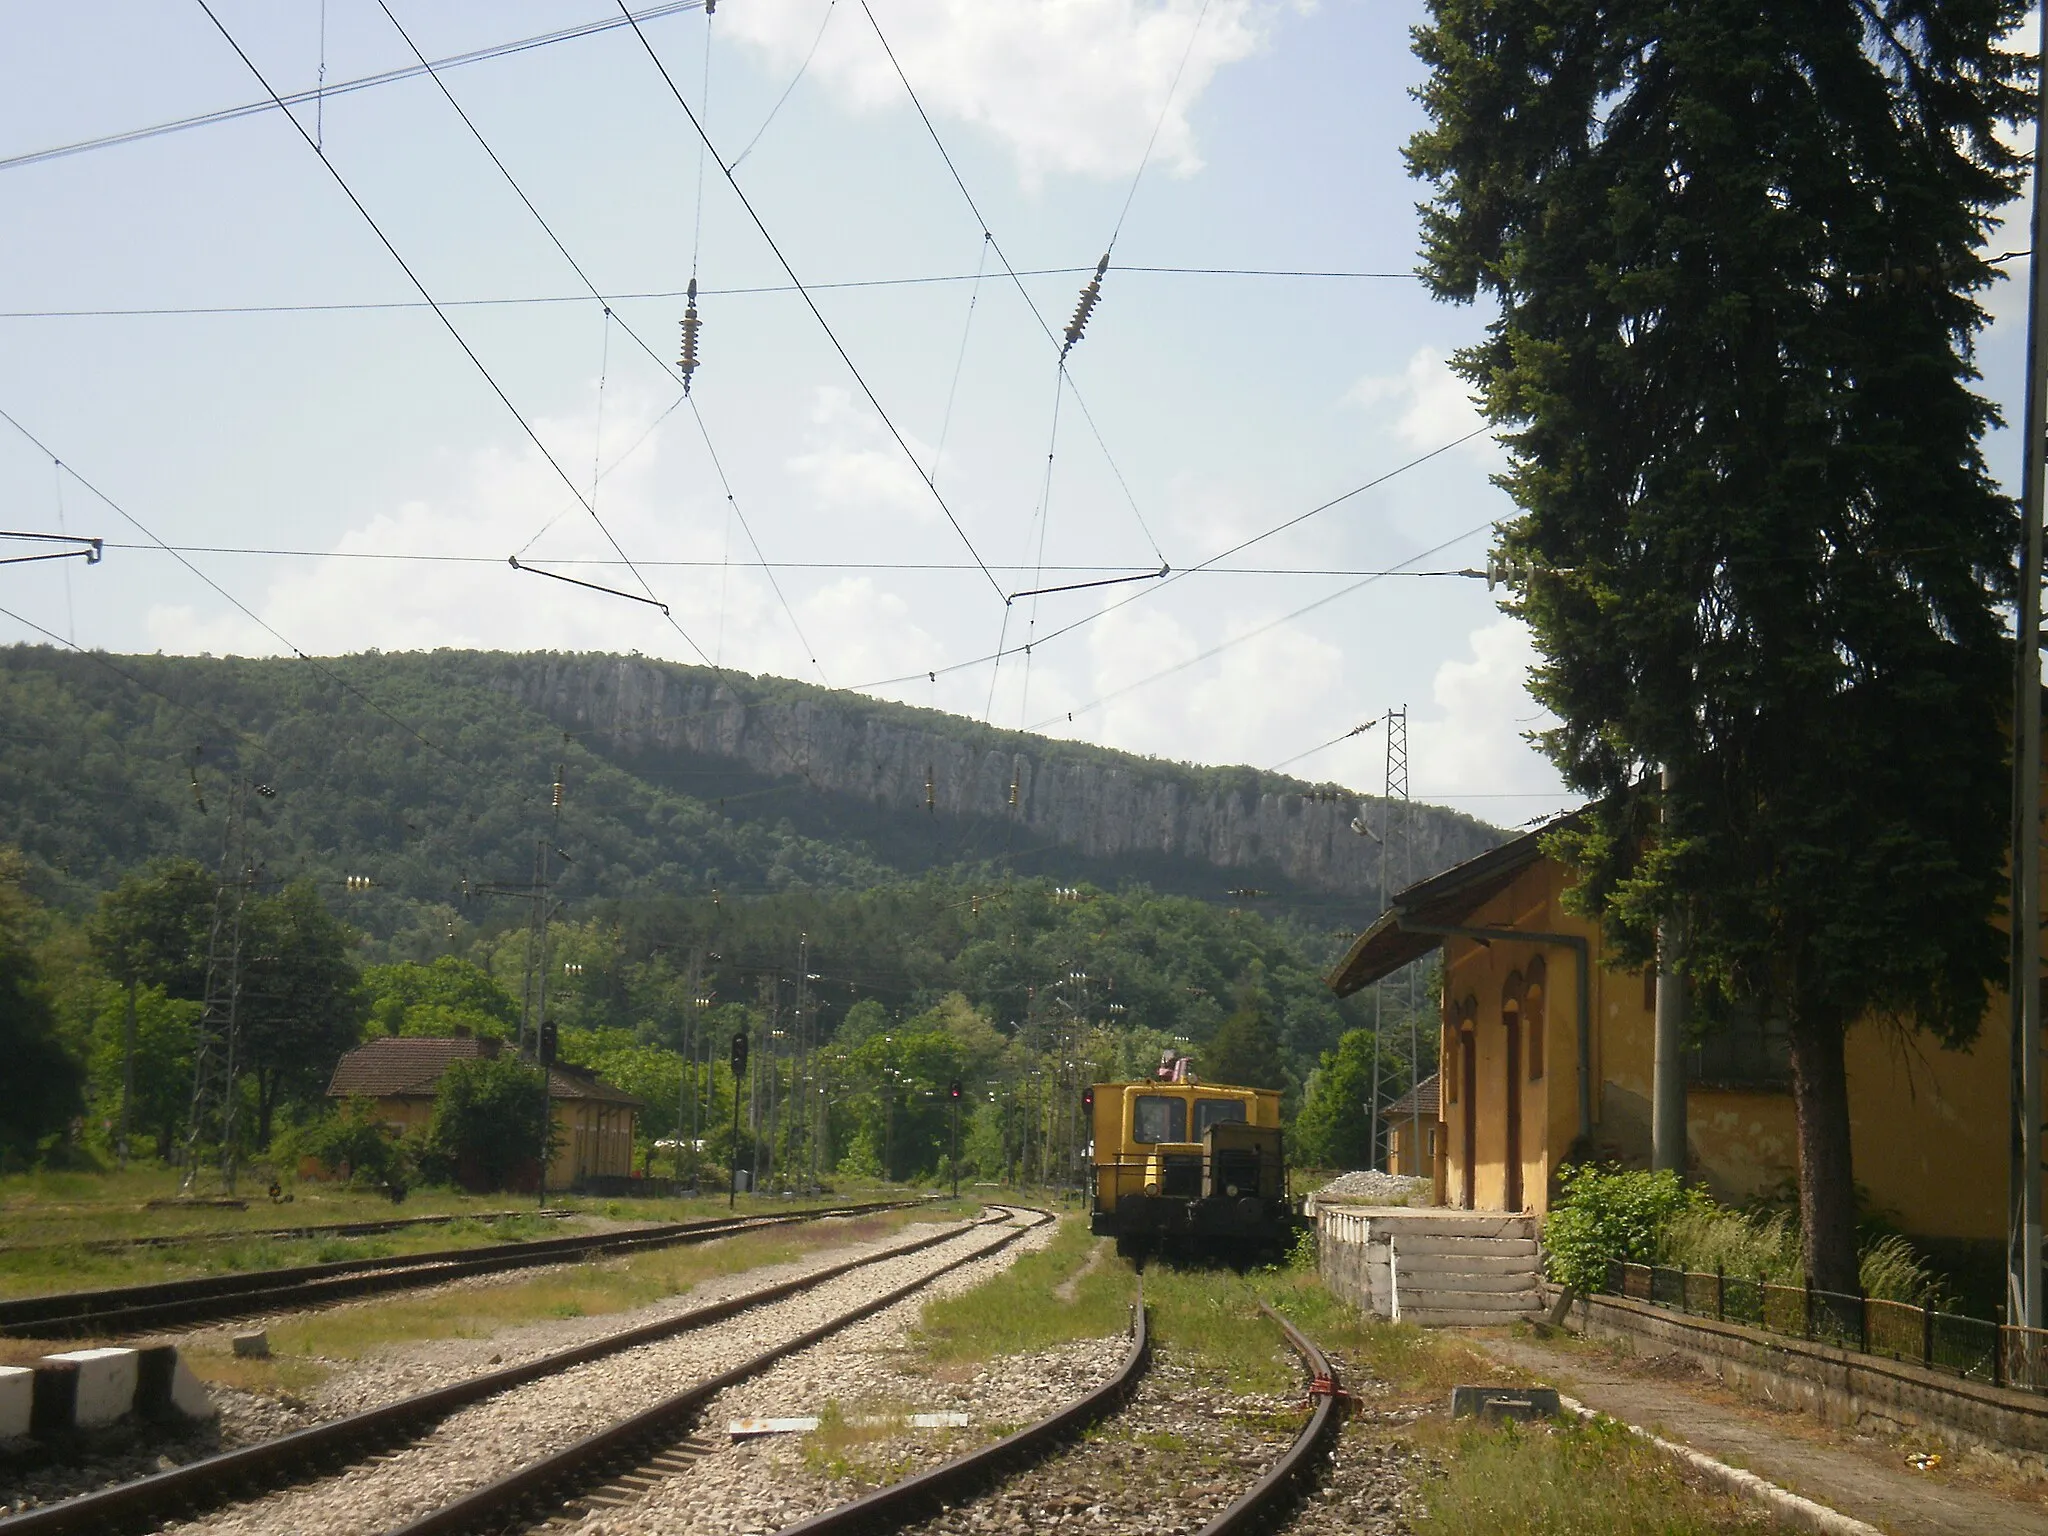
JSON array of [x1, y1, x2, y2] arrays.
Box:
[[1526, 955, 1546, 1081]]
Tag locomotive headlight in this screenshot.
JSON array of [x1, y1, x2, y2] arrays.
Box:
[[1144, 1181, 1159, 1196], [1225, 1184, 1239, 1197]]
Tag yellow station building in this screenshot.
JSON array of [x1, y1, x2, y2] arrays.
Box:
[[1327, 818, 2040, 1245]]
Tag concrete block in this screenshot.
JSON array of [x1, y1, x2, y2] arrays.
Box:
[[0, 1366, 31, 1439], [232, 1331, 270, 1359], [135, 1345, 216, 1422], [1451, 1385, 1562, 1422], [40, 1347, 139, 1428]]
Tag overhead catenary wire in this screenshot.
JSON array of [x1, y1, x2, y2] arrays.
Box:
[[1, 1, 711, 175], [0, 267, 1420, 321], [725, 0, 836, 172], [193, 0, 704, 656], [1268, 718, 1379, 774], [366, 0, 819, 683], [615, 1, 1006, 603], [854, 0, 1168, 569]]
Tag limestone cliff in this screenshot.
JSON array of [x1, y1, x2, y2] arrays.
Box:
[[485, 653, 1504, 900]]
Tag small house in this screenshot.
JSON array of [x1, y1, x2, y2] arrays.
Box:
[[325, 1035, 642, 1192], [1382, 1073, 1442, 1187]]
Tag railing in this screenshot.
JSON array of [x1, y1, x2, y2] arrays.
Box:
[[1605, 1261, 2048, 1394]]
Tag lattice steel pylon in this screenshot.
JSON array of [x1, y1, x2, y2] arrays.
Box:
[[180, 784, 254, 1196], [1369, 707, 1411, 1172]]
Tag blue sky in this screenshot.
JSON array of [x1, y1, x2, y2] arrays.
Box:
[[0, 1, 2034, 826]]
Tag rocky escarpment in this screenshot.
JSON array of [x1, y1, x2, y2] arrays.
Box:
[[488, 653, 1503, 899]]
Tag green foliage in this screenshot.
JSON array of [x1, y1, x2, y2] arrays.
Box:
[[295, 1097, 411, 1192], [1543, 1165, 1704, 1296], [1656, 1201, 1942, 1305], [236, 880, 369, 1143], [1292, 1027, 1407, 1169], [1408, 0, 2030, 1294], [1198, 1003, 1290, 1095], [86, 984, 198, 1159], [88, 858, 214, 1000], [421, 1055, 553, 1191], [0, 850, 83, 1162], [364, 957, 518, 1039]]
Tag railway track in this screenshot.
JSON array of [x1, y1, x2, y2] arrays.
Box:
[[765, 1292, 1344, 1536], [379, 1208, 1051, 1536], [0, 1207, 1025, 1536], [0, 1199, 919, 1338], [4, 1207, 574, 1254]]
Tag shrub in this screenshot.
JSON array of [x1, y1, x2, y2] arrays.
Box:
[[1542, 1165, 1703, 1294], [422, 1055, 554, 1191], [1656, 1203, 1801, 1284], [295, 1097, 411, 1193]]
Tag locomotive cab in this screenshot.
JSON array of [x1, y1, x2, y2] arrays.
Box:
[[1088, 1080, 1296, 1260]]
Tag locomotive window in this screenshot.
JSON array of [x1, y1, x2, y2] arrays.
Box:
[[1132, 1095, 1187, 1144], [1194, 1099, 1247, 1139]]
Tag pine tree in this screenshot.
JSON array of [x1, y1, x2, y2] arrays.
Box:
[[1408, 1, 2031, 1288]]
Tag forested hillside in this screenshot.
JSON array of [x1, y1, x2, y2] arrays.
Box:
[[0, 646, 1500, 926], [0, 644, 1471, 1181]]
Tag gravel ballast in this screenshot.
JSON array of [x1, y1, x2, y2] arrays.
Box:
[[160, 1215, 1019, 1536]]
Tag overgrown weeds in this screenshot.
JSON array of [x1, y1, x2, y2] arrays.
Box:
[[1413, 1415, 1793, 1534]]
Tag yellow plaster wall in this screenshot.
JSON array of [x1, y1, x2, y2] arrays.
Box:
[[1429, 853, 2036, 1241]]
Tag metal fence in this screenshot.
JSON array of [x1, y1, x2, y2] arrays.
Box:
[[1606, 1261, 2048, 1394]]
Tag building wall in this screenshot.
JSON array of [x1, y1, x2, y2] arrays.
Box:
[[1432, 857, 2032, 1241], [363, 1094, 637, 1191]]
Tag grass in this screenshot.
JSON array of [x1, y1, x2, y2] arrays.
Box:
[[1412, 1415, 1793, 1534], [913, 1216, 1133, 1364], [0, 1165, 933, 1299], [260, 1207, 945, 1363]]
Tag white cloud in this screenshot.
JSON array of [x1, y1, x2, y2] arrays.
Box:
[[1407, 616, 1574, 817], [1347, 345, 1491, 455], [720, 0, 1278, 183], [786, 386, 938, 523]]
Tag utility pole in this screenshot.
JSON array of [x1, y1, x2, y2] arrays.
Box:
[[181, 776, 257, 1196], [2012, 5, 2048, 1338], [728, 1027, 747, 1208]]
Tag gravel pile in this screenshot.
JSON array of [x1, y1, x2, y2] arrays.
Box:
[[1304, 1171, 1432, 1209], [164, 1216, 1011, 1536]]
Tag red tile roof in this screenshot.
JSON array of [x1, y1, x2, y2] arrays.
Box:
[[1383, 1072, 1440, 1121], [327, 1036, 643, 1107]]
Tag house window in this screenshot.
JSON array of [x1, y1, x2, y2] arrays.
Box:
[[1133, 1095, 1187, 1144], [1687, 1007, 1793, 1089]]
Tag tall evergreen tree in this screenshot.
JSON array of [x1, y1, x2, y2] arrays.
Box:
[[1409, 2, 2031, 1288]]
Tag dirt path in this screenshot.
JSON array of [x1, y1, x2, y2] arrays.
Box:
[[1470, 1331, 2048, 1536]]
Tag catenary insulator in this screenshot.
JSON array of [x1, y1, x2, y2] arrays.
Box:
[[1061, 252, 1110, 359], [678, 278, 702, 395]]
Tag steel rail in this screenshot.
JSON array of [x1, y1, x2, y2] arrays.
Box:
[[4, 1207, 574, 1254], [770, 1290, 1149, 1536], [0, 1209, 1005, 1536], [0, 1200, 918, 1338], [382, 1209, 1054, 1536], [1195, 1299, 1345, 1536]]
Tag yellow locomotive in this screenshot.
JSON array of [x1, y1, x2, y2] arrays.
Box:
[[1086, 1077, 1297, 1260]]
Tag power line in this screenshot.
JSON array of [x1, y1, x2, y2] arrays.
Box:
[[366, 0, 824, 677], [1026, 521, 1493, 731], [86, 543, 1490, 578], [855, 1, 1168, 569], [0, 1, 711, 175], [615, 1, 1005, 602], [849, 426, 1496, 692], [1107, 0, 1213, 255], [0, 267, 1418, 322], [192, 0, 708, 662]]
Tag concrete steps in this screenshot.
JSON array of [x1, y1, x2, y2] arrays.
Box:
[[1317, 1204, 1544, 1328]]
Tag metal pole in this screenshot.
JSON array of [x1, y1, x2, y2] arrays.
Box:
[[2011, 9, 2048, 1338]]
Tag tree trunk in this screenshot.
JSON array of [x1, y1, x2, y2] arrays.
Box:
[[257, 1070, 276, 1150], [1788, 1009, 1859, 1294]]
